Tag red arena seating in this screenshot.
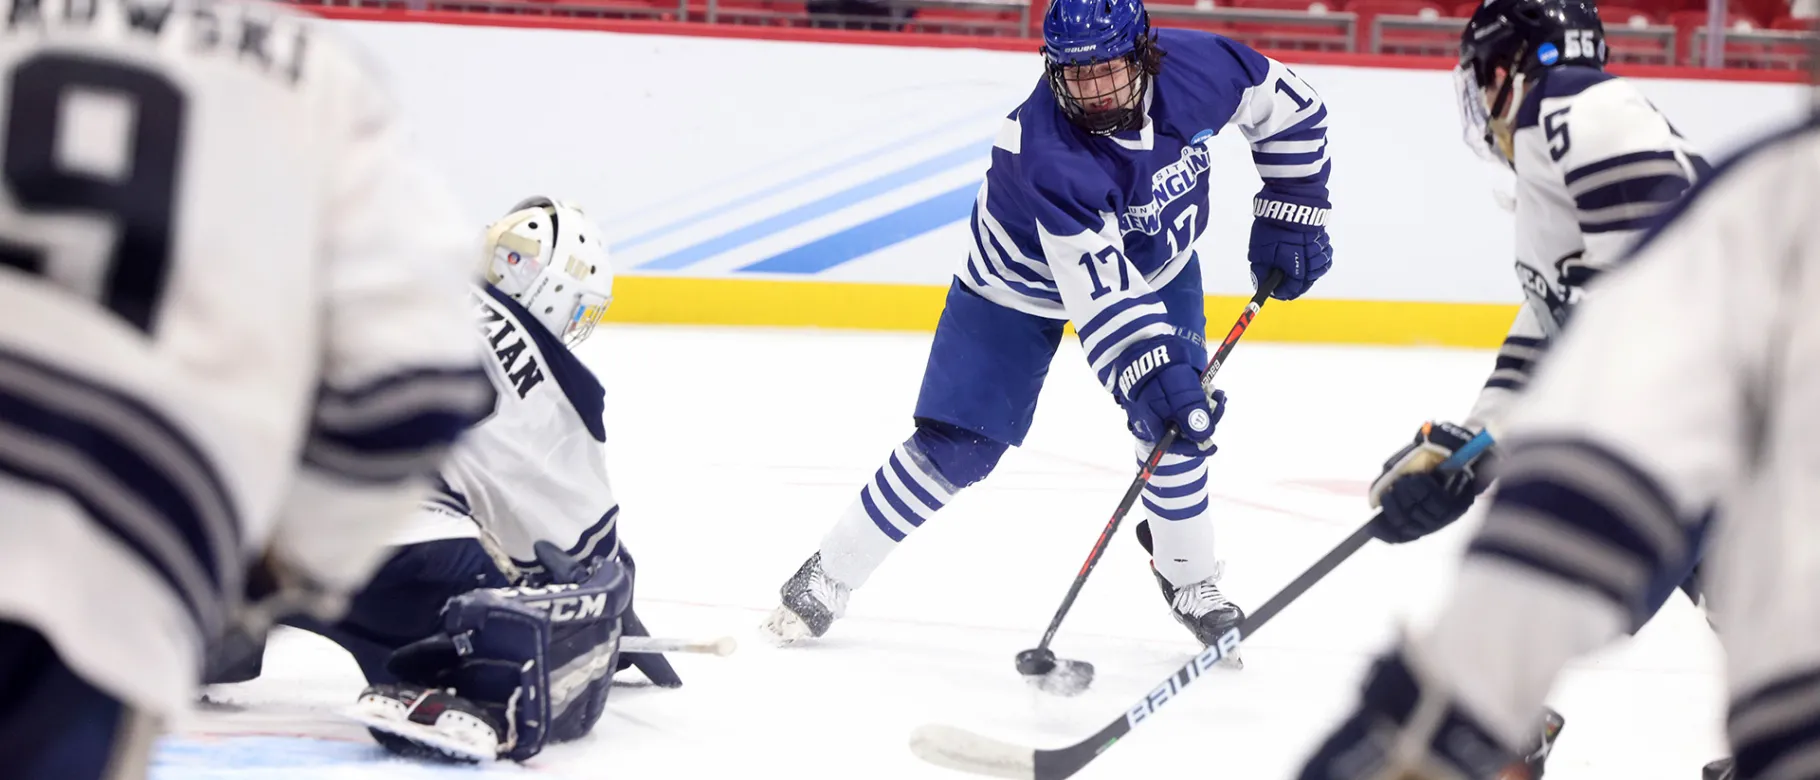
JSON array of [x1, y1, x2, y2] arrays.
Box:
[[283, 0, 1812, 71]]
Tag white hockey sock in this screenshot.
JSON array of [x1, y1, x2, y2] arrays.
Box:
[[1139, 446, 1221, 588], [818, 440, 958, 590]]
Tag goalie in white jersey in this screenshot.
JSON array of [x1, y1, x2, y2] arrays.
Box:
[[0, 1, 495, 777], [1297, 103, 1820, 780], [207, 197, 670, 763]]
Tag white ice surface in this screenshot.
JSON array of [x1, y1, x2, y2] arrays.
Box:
[[164, 324, 1730, 780]]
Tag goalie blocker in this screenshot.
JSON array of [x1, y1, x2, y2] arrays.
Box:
[[349, 556, 633, 762]]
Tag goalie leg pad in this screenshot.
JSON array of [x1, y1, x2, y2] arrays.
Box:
[[376, 559, 633, 761]]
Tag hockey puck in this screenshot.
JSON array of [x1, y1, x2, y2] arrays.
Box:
[[1014, 647, 1057, 676]]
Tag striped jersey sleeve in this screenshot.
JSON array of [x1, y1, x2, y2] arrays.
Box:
[[1024, 166, 1178, 392], [1465, 302, 1548, 432], [1546, 78, 1707, 270], [264, 57, 495, 599], [1224, 50, 1333, 214]]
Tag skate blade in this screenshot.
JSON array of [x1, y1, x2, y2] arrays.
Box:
[[758, 605, 815, 646], [343, 706, 495, 763]]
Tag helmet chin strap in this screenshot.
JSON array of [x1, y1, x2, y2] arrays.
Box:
[[1486, 60, 1529, 164]]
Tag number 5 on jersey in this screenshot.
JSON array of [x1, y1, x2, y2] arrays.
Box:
[[1080, 246, 1130, 300]]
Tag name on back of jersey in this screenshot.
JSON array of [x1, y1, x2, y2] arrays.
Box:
[[4, 0, 312, 88], [474, 291, 548, 399]]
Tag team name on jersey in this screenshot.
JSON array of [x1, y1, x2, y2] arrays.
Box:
[[5, 0, 312, 87], [1118, 143, 1213, 236], [473, 293, 548, 399]]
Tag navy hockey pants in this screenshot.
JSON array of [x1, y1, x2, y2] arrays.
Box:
[[914, 256, 1210, 447], [207, 538, 511, 686], [0, 621, 155, 780], [287, 537, 511, 685]]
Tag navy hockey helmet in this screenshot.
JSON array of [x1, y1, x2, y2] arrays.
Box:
[[1042, 0, 1162, 136], [1455, 0, 1606, 162]]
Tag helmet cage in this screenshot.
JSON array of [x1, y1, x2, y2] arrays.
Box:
[[1045, 28, 1159, 136]]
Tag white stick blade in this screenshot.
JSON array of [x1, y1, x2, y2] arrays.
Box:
[[909, 724, 1036, 780]]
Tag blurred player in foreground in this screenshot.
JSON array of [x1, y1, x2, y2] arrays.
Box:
[[1348, 0, 1708, 774], [1296, 84, 1820, 780], [0, 2, 494, 777], [207, 197, 678, 764], [762, 0, 1336, 660]]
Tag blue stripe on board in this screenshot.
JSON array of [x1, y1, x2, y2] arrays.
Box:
[[636, 141, 990, 271], [738, 182, 980, 274], [615, 106, 1007, 248]]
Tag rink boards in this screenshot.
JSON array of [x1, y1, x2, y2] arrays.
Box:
[[323, 15, 1811, 347]]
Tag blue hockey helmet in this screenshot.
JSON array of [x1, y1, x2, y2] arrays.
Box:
[[1454, 0, 1606, 163], [1042, 0, 1162, 135]]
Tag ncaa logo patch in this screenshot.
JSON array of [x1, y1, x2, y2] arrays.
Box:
[[1188, 409, 1211, 432], [1537, 42, 1560, 65]]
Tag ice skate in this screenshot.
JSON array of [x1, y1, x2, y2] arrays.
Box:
[[760, 552, 851, 646], [1496, 707, 1565, 779], [1153, 562, 1244, 669], [346, 684, 504, 763]]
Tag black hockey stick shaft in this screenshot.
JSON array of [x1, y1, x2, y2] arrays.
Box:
[[1026, 432, 1496, 780], [1028, 269, 1285, 655]]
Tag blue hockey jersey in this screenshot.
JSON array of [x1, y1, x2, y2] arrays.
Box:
[[964, 28, 1332, 390]]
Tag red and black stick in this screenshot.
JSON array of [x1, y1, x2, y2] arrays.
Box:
[[1014, 269, 1283, 696]]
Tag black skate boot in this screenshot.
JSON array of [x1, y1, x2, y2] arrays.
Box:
[[1152, 562, 1245, 669], [760, 552, 851, 645], [1496, 707, 1565, 779]]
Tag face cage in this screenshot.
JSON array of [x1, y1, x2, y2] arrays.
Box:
[[1452, 62, 1503, 165], [1046, 53, 1147, 136]]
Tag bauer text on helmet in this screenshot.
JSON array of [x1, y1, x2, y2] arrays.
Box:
[[1042, 0, 1163, 136]]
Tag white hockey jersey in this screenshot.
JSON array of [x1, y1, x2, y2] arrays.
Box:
[[1465, 67, 1707, 430], [0, 0, 492, 720], [396, 284, 622, 583], [1398, 117, 1820, 775]]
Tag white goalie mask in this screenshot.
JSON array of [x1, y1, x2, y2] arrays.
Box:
[[481, 197, 614, 346]]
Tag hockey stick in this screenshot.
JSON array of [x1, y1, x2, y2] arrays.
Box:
[[924, 430, 1496, 780], [620, 634, 738, 657], [1014, 269, 1284, 696]]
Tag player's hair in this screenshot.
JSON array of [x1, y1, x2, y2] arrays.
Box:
[[1135, 27, 1166, 76]]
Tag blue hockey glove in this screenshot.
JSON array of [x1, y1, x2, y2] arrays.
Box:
[[1112, 336, 1225, 457], [1368, 421, 1498, 544], [1297, 646, 1523, 780], [1248, 195, 1333, 301]]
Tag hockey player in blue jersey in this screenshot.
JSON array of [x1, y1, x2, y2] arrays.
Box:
[[761, 0, 1335, 658]]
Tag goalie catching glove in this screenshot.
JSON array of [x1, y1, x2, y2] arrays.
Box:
[[1369, 421, 1498, 544], [348, 554, 633, 762]]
